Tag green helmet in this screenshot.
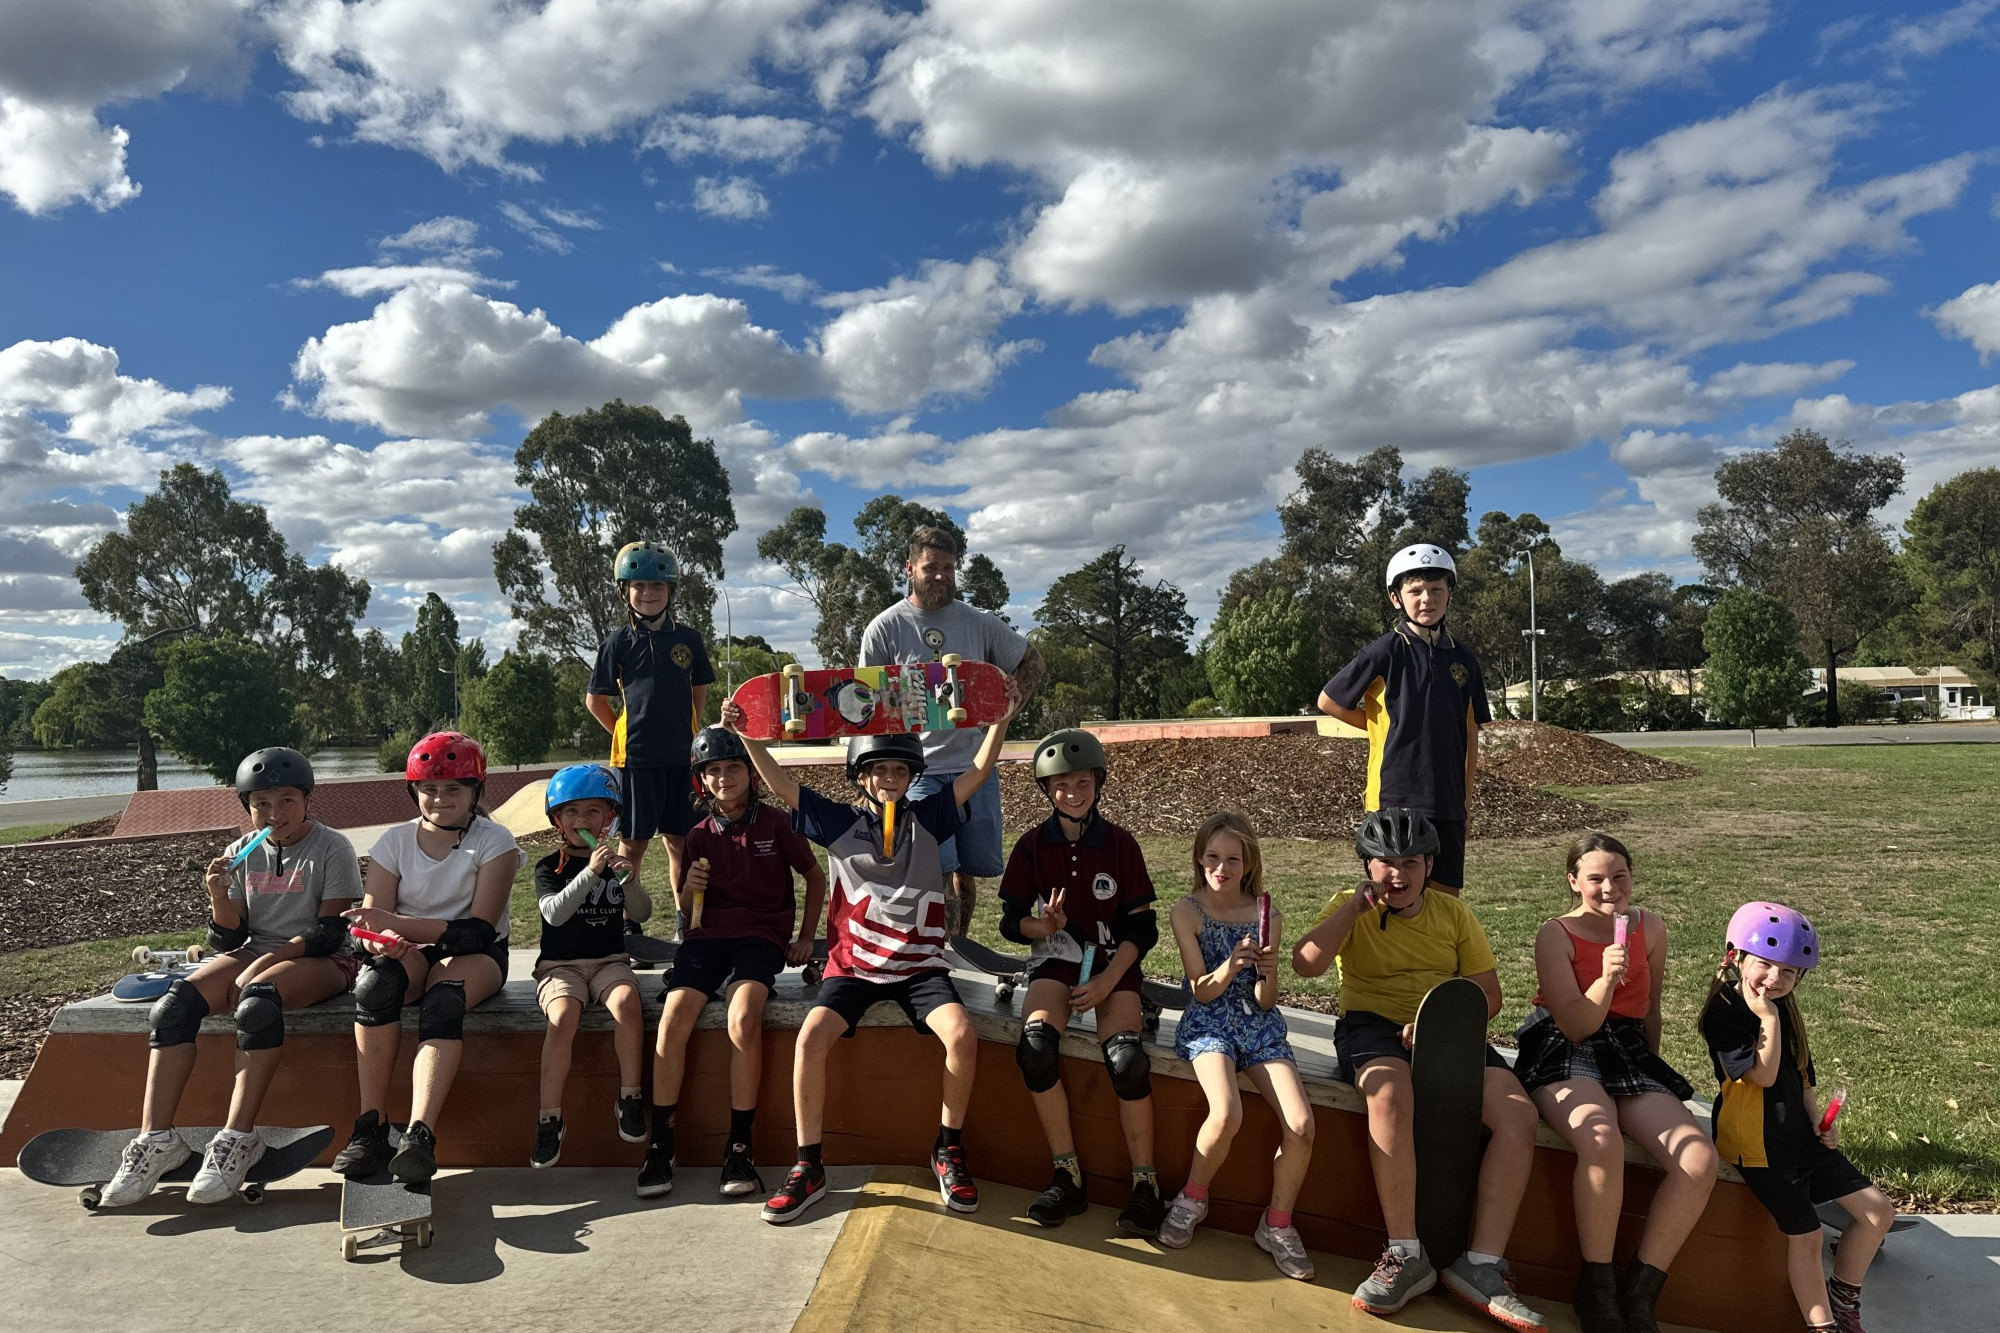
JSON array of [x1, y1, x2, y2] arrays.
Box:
[[614, 540, 678, 584], [1031, 729, 1106, 782]]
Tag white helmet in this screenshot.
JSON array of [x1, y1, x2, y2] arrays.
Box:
[[1386, 543, 1457, 588]]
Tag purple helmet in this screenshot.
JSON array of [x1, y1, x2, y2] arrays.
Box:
[[1726, 901, 1818, 971]]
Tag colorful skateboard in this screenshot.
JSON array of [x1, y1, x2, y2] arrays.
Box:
[[1410, 977, 1489, 1270], [729, 657, 1009, 742], [18, 1124, 331, 1209], [110, 945, 208, 1002], [338, 1127, 434, 1260], [947, 936, 1184, 1033]]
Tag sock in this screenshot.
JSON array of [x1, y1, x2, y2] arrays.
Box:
[[729, 1107, 756, 1145], [1829, 1277, 1862, 1311], [1466, 1251, 1503, 1267], [1265, 1208, 1293, 1230], [142, 1129, 177, 1144], [651, 1104, 676, 1149], [937, 1124, 963, 1150], [1132, 1165, 1158, 1187], [1053, 1153, 1081, 1186], [538, 1108, 561, 1123], [1181, 1182, 1209, 1203], [800, 1142, 824, 1167], [1390, 1238, 1422, 1259], [619, 1086, 640, 1099]]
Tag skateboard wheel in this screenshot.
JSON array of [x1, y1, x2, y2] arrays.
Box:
[[417, 1222, 433, 1248], [79, 1185, 102, 1210], [186, 944, 203, 963], [130, 946, 151, 966], [940, 654, 961, 667], [994, 980, 1014, 1003], [242, 1184, 264, 1205], [342, 1234, 359, 1261], [783, 720, 806, 740], [946, 707, 967, 725], [782, 663, 804, 679]]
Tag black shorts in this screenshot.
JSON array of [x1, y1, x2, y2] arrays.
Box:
[[1738, 1151, 1874, 1235], [1429, 817, 1467, 890], [813, 971, 962, 1038], [1333, 1008, 1516, 1085], [419, 939, 511, 981], [663, 935, 785, 1001], [624, 764, 698, 841]]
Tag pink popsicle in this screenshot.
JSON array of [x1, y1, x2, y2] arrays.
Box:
[[1613, 913, 1630, 947], [1818, 1088, 1848, 1135], [349, 926, 402, 947], [1257, 892, 1272, 950]]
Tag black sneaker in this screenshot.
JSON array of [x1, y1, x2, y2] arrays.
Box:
[[762, 1161, 826, 1224], [719, 1142, 764, 1197], [332, 1110, 391, 1178], [615, 1094, 646, 1144], [635, 1144, 675, 1198], [1118, 1177, 1166, 1234], [389, 1121, 437, 1184], [1026, 1165, 1087, 1226], [531, 1115, 564, 1168], [931, 1142, 979, 1214]]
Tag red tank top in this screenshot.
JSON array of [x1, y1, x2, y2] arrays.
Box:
[[1535, 915, 1650, 1019]]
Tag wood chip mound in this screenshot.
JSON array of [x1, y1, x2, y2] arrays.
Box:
[[794, 732, 1622, 843], [1479, 721, 1698, 788], [0, 832, 216, 954], [44, 815, 122, 841]]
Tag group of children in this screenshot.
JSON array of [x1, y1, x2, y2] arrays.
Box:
[[93, 536, 1892, 1333]]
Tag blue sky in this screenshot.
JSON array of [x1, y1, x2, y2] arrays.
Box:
[[3, 0, 1998, 678]]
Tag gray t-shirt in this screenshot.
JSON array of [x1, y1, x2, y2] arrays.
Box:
[[860, 597, 1028, 772], [225, 822, 363, 955]]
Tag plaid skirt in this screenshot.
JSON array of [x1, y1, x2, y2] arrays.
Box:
[[1513, 1009, 1695, 1100]]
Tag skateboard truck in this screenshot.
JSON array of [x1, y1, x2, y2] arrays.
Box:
[[939, 654, 967, 725], [781, 663, 808, 739]]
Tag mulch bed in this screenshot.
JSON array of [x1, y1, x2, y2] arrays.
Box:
[[1479, 721, 1698, 788], [0, 832, 216, 955]]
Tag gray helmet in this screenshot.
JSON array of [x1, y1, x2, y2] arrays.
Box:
[[234, 747, 314, 810], [1355, 807, 1440, 861], [690, 726, 750, 773], [1032, 729, 1106, 782], [845, 732, 926, 783]]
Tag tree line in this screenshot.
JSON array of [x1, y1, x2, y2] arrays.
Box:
[[6, 402, 1998, 794]]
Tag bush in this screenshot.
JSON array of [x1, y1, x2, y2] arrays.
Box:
[[1703, 590, 1810, 728], [1538, 682, 1628, 733], [378, 729, 418, 773], [1182, 696, 1225, 718], [1895, 698, 1930, 723]]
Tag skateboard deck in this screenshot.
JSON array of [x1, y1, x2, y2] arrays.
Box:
[[730, 658, 1009, 742], [19, 1124, 332, 1209], [1818, 1200, 1919, 1237], [624, 931, 678, 970], [947, 936, 1185, 1032], [110, 946, 206, 1002], [339, 1128, 434, 1260], [1410, 977, 1489, 1270]]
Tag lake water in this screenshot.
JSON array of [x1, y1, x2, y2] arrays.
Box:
[[0, 748, 385, 803]]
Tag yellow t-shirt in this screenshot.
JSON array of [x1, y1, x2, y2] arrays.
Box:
[[1323, 888, 1499, 1025]]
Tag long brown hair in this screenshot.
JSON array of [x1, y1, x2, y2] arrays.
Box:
[[1191, 812, 1262, 896], [1704, 953, 1813, 1079]]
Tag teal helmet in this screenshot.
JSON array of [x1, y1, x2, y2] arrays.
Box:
[[614, 541, 678, 584]]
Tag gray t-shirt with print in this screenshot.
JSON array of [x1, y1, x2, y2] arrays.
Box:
[[225, 821, 363, 955], [860, 597, 1028, 772]]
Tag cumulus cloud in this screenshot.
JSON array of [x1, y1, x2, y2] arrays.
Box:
[[0, 96, 140, 215], [692, 175, 770, 220], [816, 259, 1034, 413], [1931, 280, 2000, 359], [641, 113, 827, 168]]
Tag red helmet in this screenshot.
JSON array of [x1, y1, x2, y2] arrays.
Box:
[[405, 731, 486, 784]]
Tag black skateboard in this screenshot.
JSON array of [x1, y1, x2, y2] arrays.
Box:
[[624, 928, 678, 971], [947, 936, 1185, 1032], [1819, 1200, 1919, 1239], [797, 936, 830, 986], [110, 945, 208, 1002], [18, 1124, 332, 1209], [338, 1127, 435, 1260], [1410, 977, 1489, 1270]]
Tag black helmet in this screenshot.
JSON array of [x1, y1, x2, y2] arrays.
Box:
[[1355, 807, 1440, 861], [690, 726, 750, 773], [1031, 728, 1106, 783], [845, 732, 926, 783], [234, 747, 314, 810]]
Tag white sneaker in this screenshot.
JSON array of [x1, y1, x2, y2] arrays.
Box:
[[101, 1131, 192, 1207], [1254, 1217, 1316, 1280], [186, 1129, 265, 1204], [1155, 1192, 1208, 1249]]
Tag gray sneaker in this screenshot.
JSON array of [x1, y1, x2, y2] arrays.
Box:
[[1155, 1192, 1207, 1249], [1254, 1217, 1315, 1280], [1352, 1243, 1437, 1315], [100, 1131, 192, 1208], [1443, 1254, 1546, 1331]]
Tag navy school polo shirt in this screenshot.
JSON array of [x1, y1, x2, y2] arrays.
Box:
[[998, 814, 1157, 957], [1323, 624, 1490, 818], [588, 621, 714, 768]]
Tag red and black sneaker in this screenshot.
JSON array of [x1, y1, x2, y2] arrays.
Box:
[[931, 1142, 979, 1214], [761, 1161, 826, 1225]]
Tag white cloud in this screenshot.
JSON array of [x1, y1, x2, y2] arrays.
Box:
[[1884, 0, 1999, 60], [1530, 0, 1771, 92], [1703, 360, 1854, 400], [710, 265, 820, 303], [641, 113, 827, 168], [304, 263, 510, 296], [692, 175, 770, 220], [379, 214, 498, 264], [1931, 280, 2000, 359], [0, 96, 140, 215], [499, 201, 579, 252], [816, 259, 1033, 412]]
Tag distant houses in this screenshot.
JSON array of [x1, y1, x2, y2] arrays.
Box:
[[1498, 665, 1992, 726]]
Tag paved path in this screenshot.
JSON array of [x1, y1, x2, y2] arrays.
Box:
[[1596, 724, 2000, 749], [0, 792, 131, 829]]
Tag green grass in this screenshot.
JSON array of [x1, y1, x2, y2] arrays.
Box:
[[0, 823, 65, 847]]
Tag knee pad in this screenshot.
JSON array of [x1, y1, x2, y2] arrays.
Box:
[[417, 980, 468, 1041], [234, 982, 284, 1052], [148, 978, 210, 1049], [1102, 1030, 1152, 1102], [353, 956, 409, 1028], [1015, 1018, 1063, 1094]]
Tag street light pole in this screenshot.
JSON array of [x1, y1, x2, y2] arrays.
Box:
[[1519, 542, 1548, 723]]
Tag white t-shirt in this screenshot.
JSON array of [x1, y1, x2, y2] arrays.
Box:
[[368, 817, 522, 942]]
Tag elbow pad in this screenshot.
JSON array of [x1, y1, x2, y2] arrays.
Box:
[[998, 898, 1034, 946], [205, 916, 250, 953], [300, 915, 349, 958], [1113, 908, 1160, 957], [434, 916, 498, 956]]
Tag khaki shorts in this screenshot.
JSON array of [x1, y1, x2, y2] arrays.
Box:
[[534, 956, 640, 1014]]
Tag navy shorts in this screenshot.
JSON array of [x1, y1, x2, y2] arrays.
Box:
[[663, 935, 785, 1001], [1333, 1008, 1516, 1084], [813, 971, 962, 1037], [1429, 817, 1467, 890], [904, 771, 1003, 877], [623, 764, 698, 842], [1739, 1151, 1874, 1235]]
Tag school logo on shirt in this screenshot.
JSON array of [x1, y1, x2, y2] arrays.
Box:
[[1450, 662, 1469, 687], [922, 627, 946, 658], [671, 644, 693, 669], [1092, 872, 1116, 901]]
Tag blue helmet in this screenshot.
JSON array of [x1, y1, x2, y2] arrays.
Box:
[[614, 540, 678, 584], [545, 763, 623, 822]]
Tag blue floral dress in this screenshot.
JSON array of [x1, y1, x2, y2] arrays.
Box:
[[1173, 901, 1294, 1070]]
